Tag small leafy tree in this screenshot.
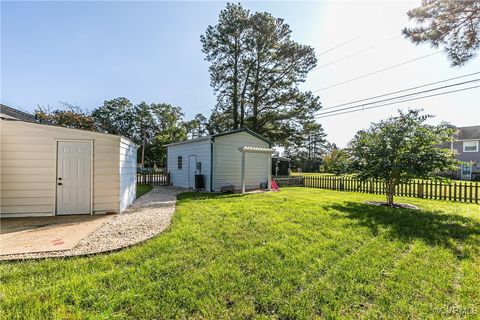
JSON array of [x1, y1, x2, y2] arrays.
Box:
[[403, 0, 480, 66], [323, 148, 350, 175], [349, 109, 457, 205], [35, 103, 95, 130]]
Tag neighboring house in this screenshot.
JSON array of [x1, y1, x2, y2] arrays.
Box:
[[0, 104, 39, 123], [441, 126, 480, 180], [0, 106, 137, 218], [166, 128, 274, 192]]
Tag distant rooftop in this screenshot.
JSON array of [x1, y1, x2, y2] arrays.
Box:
[[0, 104, 38, 123], [455, 126, 480, 140]]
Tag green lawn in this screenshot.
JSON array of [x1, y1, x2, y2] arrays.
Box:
[[1, 189, 479, 319], [136, 184, 153, 198]]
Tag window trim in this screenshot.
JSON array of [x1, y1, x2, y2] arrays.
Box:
[[177, 156, 183, 170], [463, 140, 479, 153]]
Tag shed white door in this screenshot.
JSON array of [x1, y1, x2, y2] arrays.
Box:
[[56, 141, 92, 215], [189, 155, 197, 188]]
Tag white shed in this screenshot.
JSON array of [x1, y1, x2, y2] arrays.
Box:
[[0, 118, 137, 218], [166, 128, 274, 192]]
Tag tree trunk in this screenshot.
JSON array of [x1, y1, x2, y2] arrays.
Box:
[[141, 135, 146, 169], [386, 180, 395, 205], [232, 40, 239, 129], [252, 52, 261, 132], [239, 66, 251, 128]]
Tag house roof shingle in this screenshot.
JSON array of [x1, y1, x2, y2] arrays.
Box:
[[0, 104, 38, 123], [455, 126, 480, 140]]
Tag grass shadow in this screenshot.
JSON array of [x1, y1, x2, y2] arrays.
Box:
[[326, 202, 480, 259], [177, 192, 261, 202]]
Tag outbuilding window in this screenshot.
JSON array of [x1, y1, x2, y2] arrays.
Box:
[[177, 156, 183, 169], [463, 141, 479, 152]]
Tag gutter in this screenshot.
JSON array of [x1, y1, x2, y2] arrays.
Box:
[[210, 137, 214, 192]]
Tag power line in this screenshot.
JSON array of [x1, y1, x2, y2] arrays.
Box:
[[312, 35, 402, 71], [311, 51, 441, 93], [321, 72, 480, 111], [315, 85, 480, 119], [315, 78, 480, 116], [315, 35, 362, 56]]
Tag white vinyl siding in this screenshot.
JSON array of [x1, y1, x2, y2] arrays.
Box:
[[213, 132, 269, 191], [167, 139, 211, 190], [0, 120, 136, 217], [119, 137, 137, 211]]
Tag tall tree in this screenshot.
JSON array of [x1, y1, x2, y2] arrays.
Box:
[[202, 3, 321, 145], [150, 103, 188, 166], [201, 3, 251, 130], [284, 121, 327, 172], [403, 0, 480, 66], [92, 97, 136, 137], [349, 109, 457, 205], [185, 113, 208, 139], [134, 102, 157, 168]]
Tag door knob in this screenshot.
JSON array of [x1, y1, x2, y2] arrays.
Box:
[[58, 183, 62, 186]]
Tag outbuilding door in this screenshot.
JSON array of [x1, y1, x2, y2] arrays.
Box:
[[189, 155, 197, 189], [56, 141, 92, 215]]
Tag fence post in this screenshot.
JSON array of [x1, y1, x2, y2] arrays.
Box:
[[418, 182, 424, 198], [470, 182, 473, 203], [475, 182, 478, 204]]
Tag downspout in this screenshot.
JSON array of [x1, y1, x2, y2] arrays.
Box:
[[210, 138, 214, 192]]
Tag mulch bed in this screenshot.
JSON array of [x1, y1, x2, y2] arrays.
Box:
[[365, 201, 420, 210]]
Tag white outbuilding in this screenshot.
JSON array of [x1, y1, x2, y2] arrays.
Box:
[[166, 128, 275, 192], [0, 110, 137, 218]]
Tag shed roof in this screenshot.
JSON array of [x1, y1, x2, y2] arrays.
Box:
[[165, 128, 272, 147]]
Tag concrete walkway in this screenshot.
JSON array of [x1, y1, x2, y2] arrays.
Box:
[[1, 215, 114, 255], [0, 187, 184, 260]]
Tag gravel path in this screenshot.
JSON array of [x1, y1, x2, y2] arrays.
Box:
[[0, 187, 185, 261]]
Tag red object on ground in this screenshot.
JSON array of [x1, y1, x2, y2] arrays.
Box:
[[271, 179, 279, 191]]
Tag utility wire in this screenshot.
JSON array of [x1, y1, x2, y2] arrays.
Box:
[[312, 35, 402, 71], [315, 85, 480, 119], [320, 72, 480, 111], [315, 35, 362, 56], [311, 51, 441, 92], [314, 78, 480, 116]]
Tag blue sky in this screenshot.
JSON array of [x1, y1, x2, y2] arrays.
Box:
[[2, 1, 479, 147]]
